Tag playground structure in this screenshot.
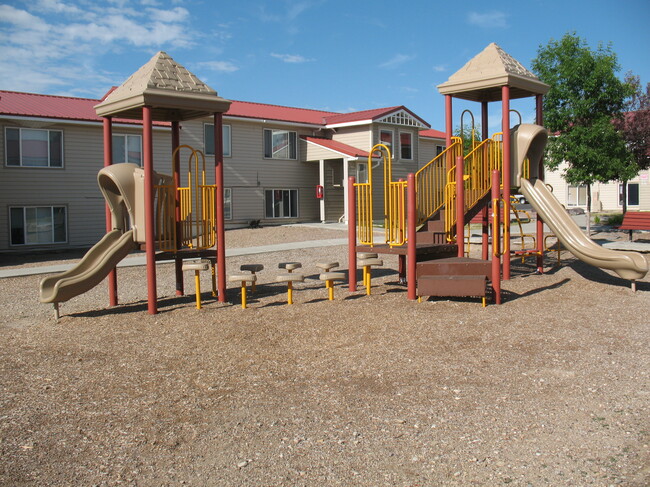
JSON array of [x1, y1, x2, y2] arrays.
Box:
[[38, 45, 648, 316], [347, 43, 648, 304], [39, 52, 232, 316]]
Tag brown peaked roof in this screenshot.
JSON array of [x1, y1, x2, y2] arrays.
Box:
[[437, 43, 549, 102], [94, 51, 231, 121]]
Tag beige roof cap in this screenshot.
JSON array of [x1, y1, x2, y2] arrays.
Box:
[[95, 51, 231, 121], [437, 43, 549, 102]]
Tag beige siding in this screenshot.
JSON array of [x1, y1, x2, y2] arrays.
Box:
[[0, 119, 170, 251], [332, 127, 372, 152], [419, 137, 445, 169], [181, 119, 320, 224]]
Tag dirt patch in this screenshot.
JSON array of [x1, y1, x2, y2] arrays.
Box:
[[1, 226, 649, 486]]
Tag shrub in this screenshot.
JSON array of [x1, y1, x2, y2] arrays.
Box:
[[605, 213, 624, 226]]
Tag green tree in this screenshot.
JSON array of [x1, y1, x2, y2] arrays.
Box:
[[531, 32, 633, 233]]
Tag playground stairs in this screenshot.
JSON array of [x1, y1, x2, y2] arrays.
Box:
[[416, 256, 492, 302], [414, 209, 447, 245]]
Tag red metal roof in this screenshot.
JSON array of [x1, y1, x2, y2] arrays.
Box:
[[419, 129, 446, 139], [0, 90, 439, 132], [0, 90, 169, 126], [227, 100, 336, 125], [302, 136, 370, 158]]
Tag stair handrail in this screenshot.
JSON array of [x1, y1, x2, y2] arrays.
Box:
[[414, 137, 462, 225]]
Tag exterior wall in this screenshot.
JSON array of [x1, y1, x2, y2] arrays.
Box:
[[0, 118, 170, 251], [371, 123, 419, 181], [543, 162, 650, 212], [181, 118, 320, 225], [332, 126, 372, 152], [419, 137, 446, 169]]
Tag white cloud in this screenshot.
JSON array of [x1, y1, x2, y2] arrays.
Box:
[[467, 11, 508, 29], [271, 53, 314, 63], [0, 2, 199, 95], [433, 64, 447, 72], [195, 60, 239, 73], [379, 54, 415, 69]]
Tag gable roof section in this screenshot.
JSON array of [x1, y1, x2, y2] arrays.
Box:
[[302, 136, 370, 159], [0, 90, 167, 126], [419, 129, 446, 139], [324, 106, 430, 129]]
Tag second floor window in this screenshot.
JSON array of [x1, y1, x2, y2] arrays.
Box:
[[5, 127, 63, 167], [112, 134, 142, 165], [400, 132, 412, 160], [204, 123, 232, 157], [264, 129, 297, 159], [380, 129, 393, 154]]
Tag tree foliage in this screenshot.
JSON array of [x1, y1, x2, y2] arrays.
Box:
[[615, 72, 650, 171], [531, 33, 634, 186]]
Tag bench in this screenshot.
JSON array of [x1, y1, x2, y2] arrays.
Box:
[[619, 211, 650, 240]]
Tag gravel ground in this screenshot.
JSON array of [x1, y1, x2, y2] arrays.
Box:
[[0, 225, 649, 486]]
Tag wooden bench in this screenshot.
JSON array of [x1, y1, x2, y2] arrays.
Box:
[[619, 211, 650, 240]]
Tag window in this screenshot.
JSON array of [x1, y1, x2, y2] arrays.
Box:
[[265, 189, 298, 218], [400, 132, 413, 160], [224, 187, 232, 220], [436, 145, 445, 156], [10, 206, 67, 245], [380, 129, 393, 153], [264, 129, 297, 159], [567, 185, 587, 206], [204, 123, 232, 157], [5, 127, 63, 167], [112, 134, 142, 165], [619, 182, 640, 207]]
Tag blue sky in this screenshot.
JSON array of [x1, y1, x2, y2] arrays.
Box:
[[1, 0, 648, 133]]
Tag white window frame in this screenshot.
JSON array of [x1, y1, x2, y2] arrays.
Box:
[[436, 145, 445, 156], [265, 189, 299, 218], [619, 182, 640, 207], [5, 127, 64, 168], [379, 129, 394, 155], [567, 184, 587, 207], [112, 134, 142, 165], [9, 205, 67, 246], [399, 131, 413, 160], [224, 187, 232, 220], [263, 129, 297, 160], [203, 123, 232, 157]]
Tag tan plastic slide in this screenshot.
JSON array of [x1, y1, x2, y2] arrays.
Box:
[[519, 178, 648, 281], [39, 229, 137, 303]]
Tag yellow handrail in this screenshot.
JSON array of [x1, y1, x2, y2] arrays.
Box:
[[155, 145, 217, 252], [414, 137, 462, 226]]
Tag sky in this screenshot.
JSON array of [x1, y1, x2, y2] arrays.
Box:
[[1, 0, 649, 134]]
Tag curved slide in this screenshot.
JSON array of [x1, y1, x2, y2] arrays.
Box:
[[519, 178, 648, 281], [39, 229, 137, 304]]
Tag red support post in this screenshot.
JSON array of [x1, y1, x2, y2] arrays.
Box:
[[407, 173, 417, 300], [102, 117, 118, 306], [172, 121, 184, 296], [214, 113, 227, 303], [491, 170, 502, 304], [445, 95, 453, 172], [347, 176, 357, 292], [501, 86, 511, 279], [536, 94, 545, 273], [143, 107, 157, 314], [455, 155, 465, 258]]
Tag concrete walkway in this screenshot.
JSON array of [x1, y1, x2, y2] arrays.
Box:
[[2, 219, 648, 279]]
